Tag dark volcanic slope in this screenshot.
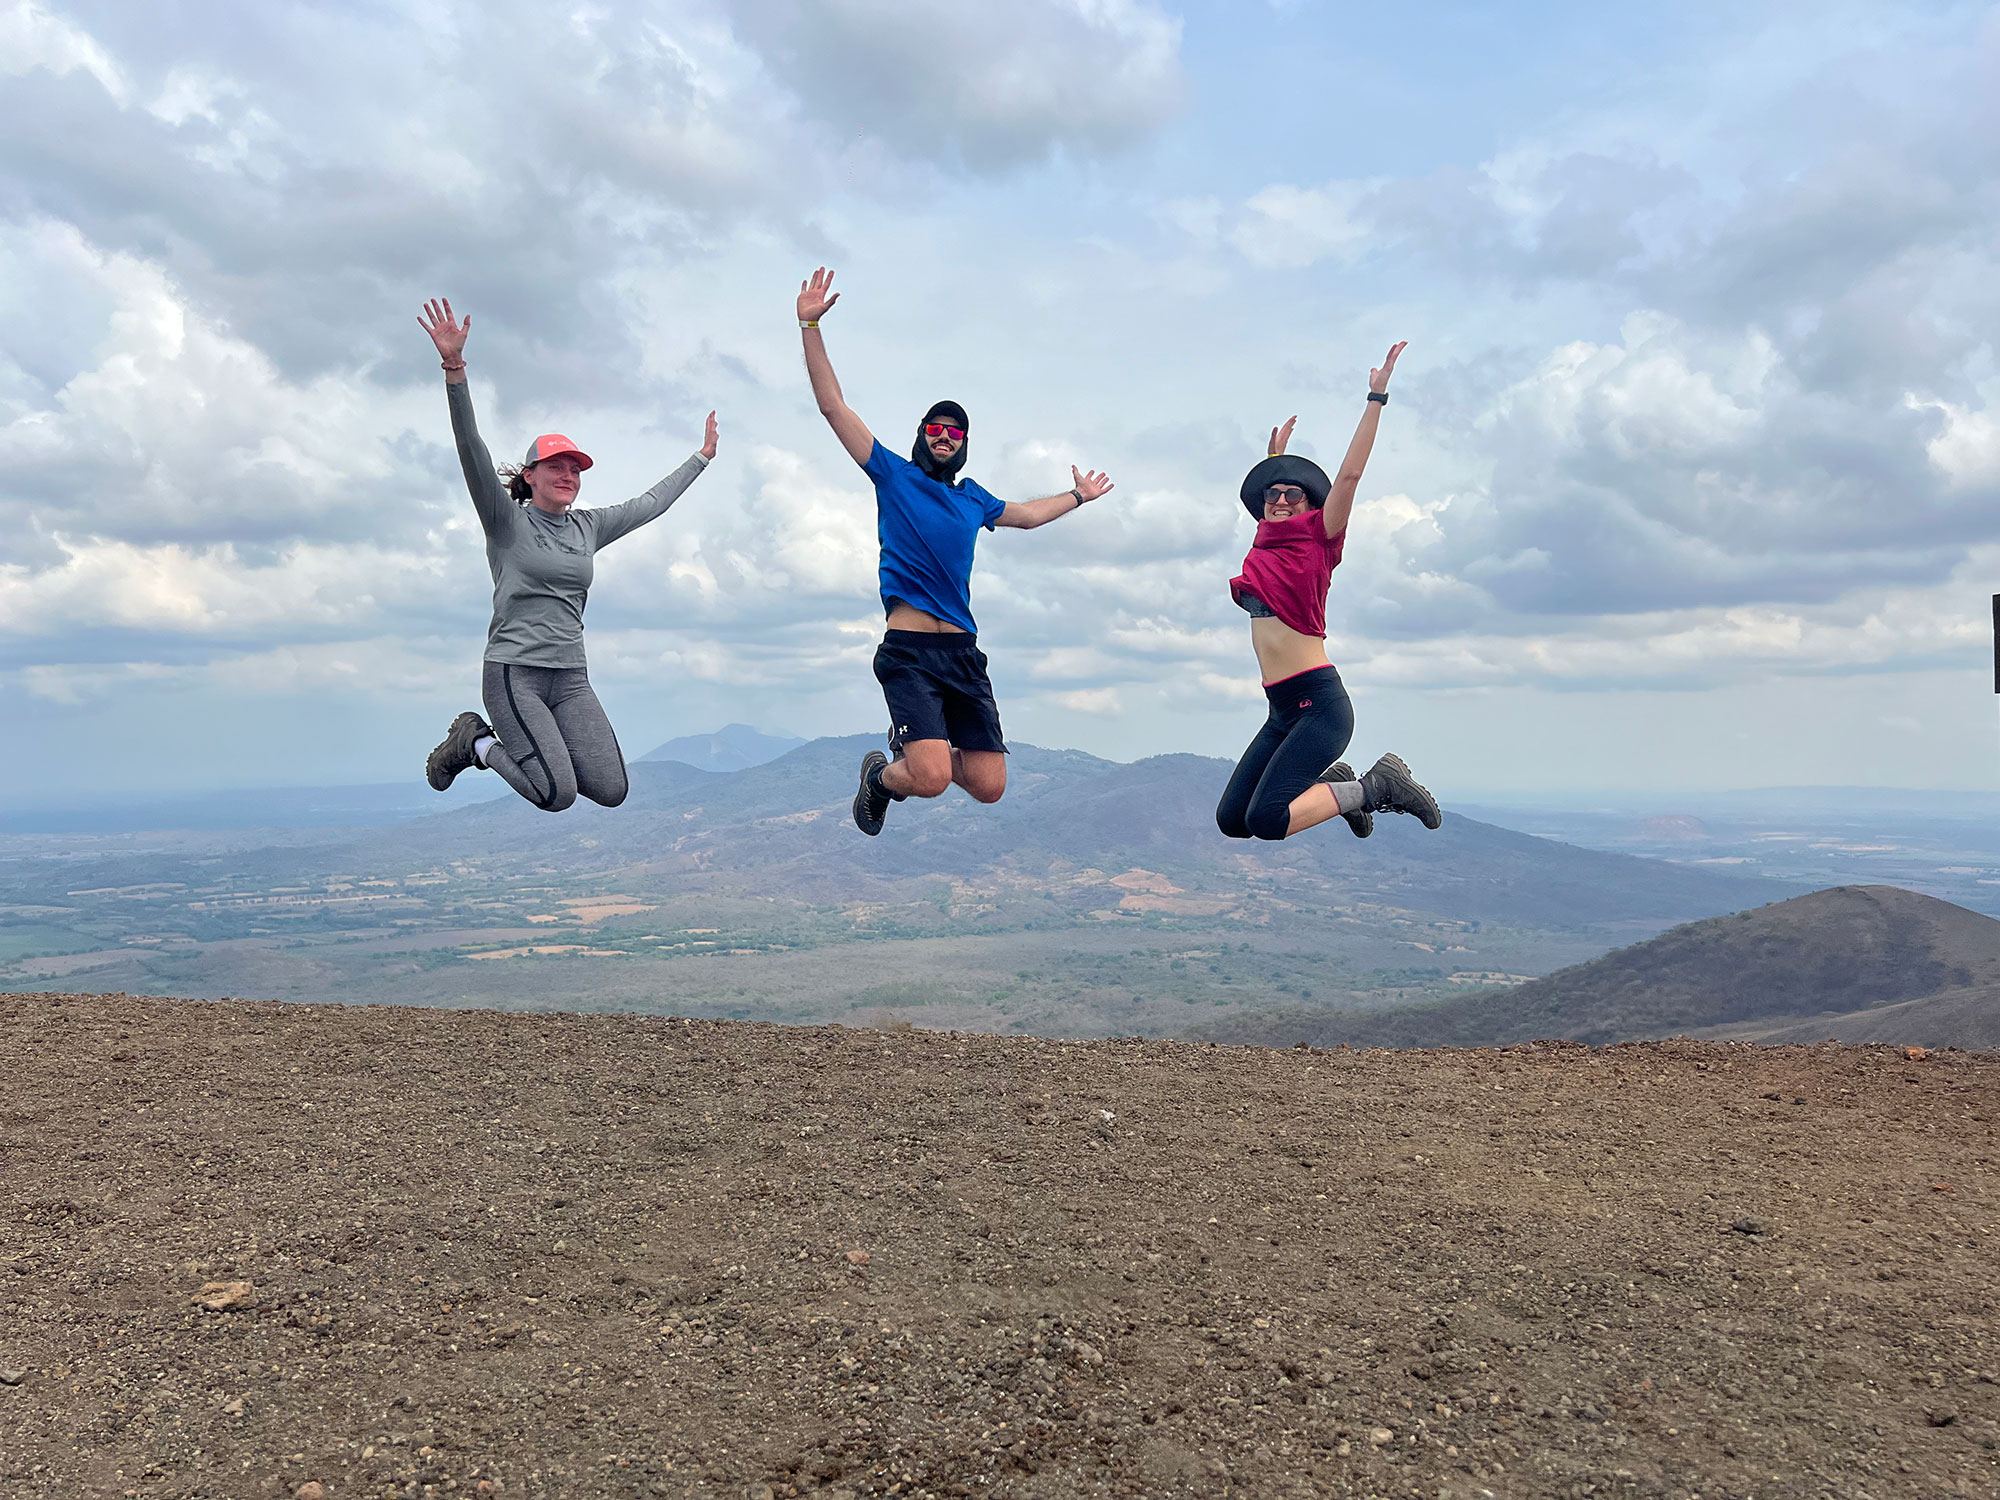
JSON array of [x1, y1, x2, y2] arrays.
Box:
[[1199, 885, 2000, 1050], [1699, 984, 2000, 1049], [3, 991, 1997, 1500]]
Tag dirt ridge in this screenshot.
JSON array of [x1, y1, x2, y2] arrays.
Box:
[[3, 991, 1997, 1499]]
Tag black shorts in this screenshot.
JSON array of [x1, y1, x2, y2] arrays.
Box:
[[873, 629, 1007, 754]]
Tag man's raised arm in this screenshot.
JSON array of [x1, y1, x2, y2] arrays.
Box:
[[995, 467, 1116, 529], [798, 267, 875, 467]]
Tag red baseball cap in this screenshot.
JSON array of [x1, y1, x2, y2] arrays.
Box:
[[524, 434, 593, 469]]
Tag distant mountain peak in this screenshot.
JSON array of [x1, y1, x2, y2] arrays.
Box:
[[637, 725, 806, 773]]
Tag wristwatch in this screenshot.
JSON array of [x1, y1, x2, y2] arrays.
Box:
[[1367, 392, 1388, 404]]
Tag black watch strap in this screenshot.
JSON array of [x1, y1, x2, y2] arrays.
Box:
[[1367, 391, 1389, 404]]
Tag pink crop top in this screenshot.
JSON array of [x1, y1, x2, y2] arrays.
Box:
[[1229, 512, 1346, 638]]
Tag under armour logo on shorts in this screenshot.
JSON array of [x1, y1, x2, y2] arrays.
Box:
[[1298, 698, 1313, 708]]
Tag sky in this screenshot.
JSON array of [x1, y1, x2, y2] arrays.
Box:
[[3, 0, 1998, 803]]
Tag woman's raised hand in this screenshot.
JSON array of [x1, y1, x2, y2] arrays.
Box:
[[419, 298, 470, 362], [797, 267, 840, 325], [1370, 341, 1407, 394], [1268, 415, 1297, 456], [701, 411, 719, 462], [1071, 466, 1115, 503]]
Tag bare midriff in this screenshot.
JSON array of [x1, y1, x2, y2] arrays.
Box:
[[1250, 615, 1331, 686], [886, 601, 968, 633]]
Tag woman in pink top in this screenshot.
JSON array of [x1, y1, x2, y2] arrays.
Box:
[[1216, 342, 1443, 843]]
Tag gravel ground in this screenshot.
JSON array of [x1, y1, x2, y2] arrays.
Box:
[[1, 991, 1995, 1500]]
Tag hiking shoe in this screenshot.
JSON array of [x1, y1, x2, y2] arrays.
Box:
[[854, 750, 892, 836], [426, 710, 491, 791], [1361, 753, 1442, 829], [1319, 760, 1373, 839]]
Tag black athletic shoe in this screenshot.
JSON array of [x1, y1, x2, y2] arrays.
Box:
[[426, 711, 491, 792], [854, 750, 892, 837], [1319, 760, 1373, 839], [1360, 753, 1442, 830]]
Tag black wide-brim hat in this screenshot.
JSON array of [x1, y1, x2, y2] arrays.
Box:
[[1240, 455, 1332, 518]]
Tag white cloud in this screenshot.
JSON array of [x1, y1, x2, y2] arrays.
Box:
[[728, 0, 1185, 170], [1052, 686, 1121, 714], [1230, 181, 1378, 270], [1918, 389, 2000, 487], [0, 220, 430, 549], [1, 0, 126, 101]]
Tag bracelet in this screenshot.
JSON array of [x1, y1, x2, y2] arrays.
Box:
[[800, 320, 818, 330], [1070, 487, 1085, 505], [441, 359, 465, 372], [1367, 391, 1388, 404]]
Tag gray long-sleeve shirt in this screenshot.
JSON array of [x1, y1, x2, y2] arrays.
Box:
[[448, 379, 708, 669]]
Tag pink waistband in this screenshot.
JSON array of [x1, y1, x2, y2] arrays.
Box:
[[1260, 664, 1331, 689]]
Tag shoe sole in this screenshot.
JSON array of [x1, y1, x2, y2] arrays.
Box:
[[853, 751, 889, 836], [1374, 753, 1442, 830], [1321, 760, 1373, 839]]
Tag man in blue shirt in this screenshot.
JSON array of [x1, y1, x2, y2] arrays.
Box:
[[797, 266, 1115, 835]]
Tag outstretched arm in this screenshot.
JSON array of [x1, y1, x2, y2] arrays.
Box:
[[798, 268, 875, 466], [1321, 341, 1406, 538], [995, 467, 1115, 530], [588, 412, 719, 549], [420, 297, 510, 537]]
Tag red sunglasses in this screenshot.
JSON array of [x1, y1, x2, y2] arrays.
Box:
[[923, 422, 966, 440]]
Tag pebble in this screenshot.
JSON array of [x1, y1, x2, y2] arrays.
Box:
[[1730, 1217, 1769, 1236], [845, 1250, 870, 1267], [1369, 1427, 1394, 1446], [0, 1368, 24, 1387], [295, 1484, 325, 1500], [1927, 1408, 1958, 1427], [195, 1279, 254, 1311]]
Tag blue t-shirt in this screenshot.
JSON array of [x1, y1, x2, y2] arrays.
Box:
[[861, 439, 1006, 634]]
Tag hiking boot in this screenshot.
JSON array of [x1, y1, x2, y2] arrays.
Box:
[[426, 710, 491, 791], [1361, 753, 1442, 829], [854, 750, 893, 836], [1319, 760, 1373, 839]]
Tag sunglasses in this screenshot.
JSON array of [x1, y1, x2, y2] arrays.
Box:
[[923, 423, 966, 440], [1264, 485, 1309, 503]]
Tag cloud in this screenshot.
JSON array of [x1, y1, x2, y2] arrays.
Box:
[[0, 0, 126, 101], [0, 220, 443, 552], [1230, 181, 1378, 270], [1384, 311, 1991, 621], [727, 0, 1185, 170], [5, 0, 2000, 798]]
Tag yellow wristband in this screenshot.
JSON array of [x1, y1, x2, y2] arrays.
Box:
[[800, 320, 818, 329]]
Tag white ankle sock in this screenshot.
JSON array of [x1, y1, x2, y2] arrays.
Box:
[[1329, 780, 1366, 815], [473, 735, 497, 768]]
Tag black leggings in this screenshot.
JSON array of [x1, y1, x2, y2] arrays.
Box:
[[481, 661, 629, 814], [1216, 666, 1354, 842]]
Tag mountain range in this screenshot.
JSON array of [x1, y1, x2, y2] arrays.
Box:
[[329, 734, 1802, 931], [0, 735, 1814, 1034]]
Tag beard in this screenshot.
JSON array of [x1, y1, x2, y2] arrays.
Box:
[[911, 432, 969, 481]]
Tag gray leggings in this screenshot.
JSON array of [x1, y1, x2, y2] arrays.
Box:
[[481, 661, 629, 813]]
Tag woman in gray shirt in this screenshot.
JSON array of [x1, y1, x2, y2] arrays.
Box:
[[417, 298, 717, 811]]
